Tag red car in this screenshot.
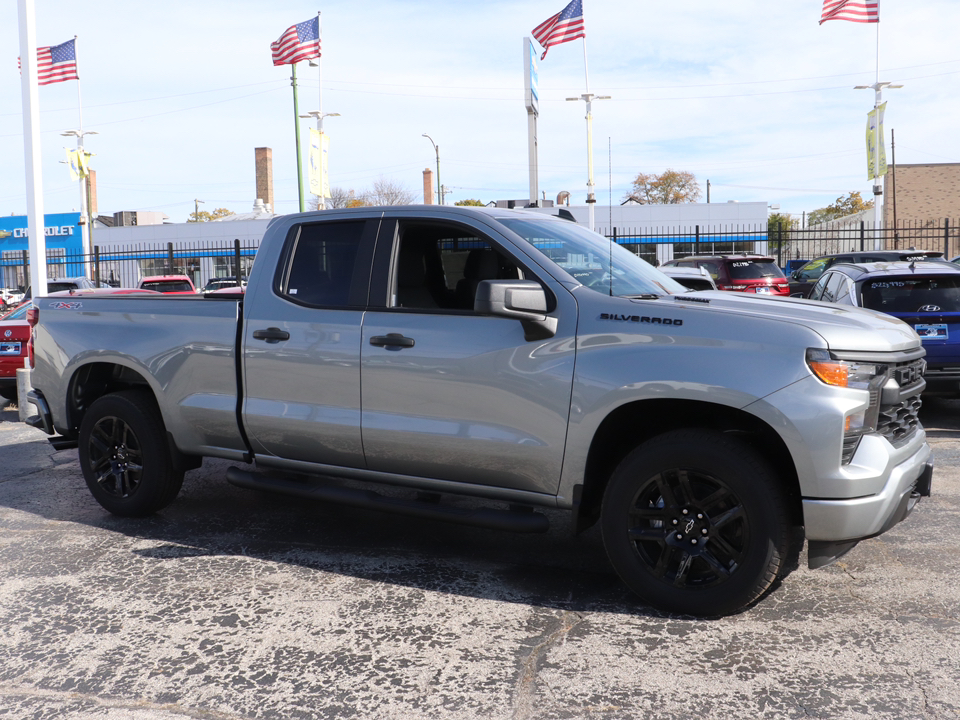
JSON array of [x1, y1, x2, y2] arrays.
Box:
[[0, 302, 31, 402], [1, 288, 159, 404], [138, 274, 197, 294], [661, 254, 790, 296]]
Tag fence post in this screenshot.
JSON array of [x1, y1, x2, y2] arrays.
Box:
[[695, 225, 700, 255], [234, 239, 242, 280], [94, 246, 101, 287], [860, 221, 865, 252], [777, 221, 783, 267], [21, 250, 28, 292], [167, 242, 175, 274], [945, 218, 951, 260]]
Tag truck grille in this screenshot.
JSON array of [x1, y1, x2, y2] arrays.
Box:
[[877, 395, 922, 447]]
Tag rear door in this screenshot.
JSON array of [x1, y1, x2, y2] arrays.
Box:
[[242, 216, 380, 468], [358, 215, 577, 495]]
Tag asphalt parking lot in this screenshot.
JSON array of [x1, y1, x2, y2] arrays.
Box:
[[0, 397, 958, 720]]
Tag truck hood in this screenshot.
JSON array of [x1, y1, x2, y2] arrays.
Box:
[[658, 291, 920, 353]]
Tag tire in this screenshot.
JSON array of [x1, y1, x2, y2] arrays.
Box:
[[0, 387, 17, 402], [78, 390, 184, 516], [601, 429, 789, 617]]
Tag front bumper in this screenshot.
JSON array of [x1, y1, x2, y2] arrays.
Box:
[[803, 441, 933, 567]]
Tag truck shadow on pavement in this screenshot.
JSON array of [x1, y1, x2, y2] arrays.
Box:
[[1, 431, 684, 618]]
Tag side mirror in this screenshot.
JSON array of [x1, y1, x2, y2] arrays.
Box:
[[475, 280, 557, 340]]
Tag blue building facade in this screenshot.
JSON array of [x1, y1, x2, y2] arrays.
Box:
[[0, 212, 83, 290]]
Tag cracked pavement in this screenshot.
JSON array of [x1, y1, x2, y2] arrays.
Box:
[[0, 397, 958, 719]]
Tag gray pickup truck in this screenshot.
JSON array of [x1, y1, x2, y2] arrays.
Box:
[[26, 206, 933, 616]]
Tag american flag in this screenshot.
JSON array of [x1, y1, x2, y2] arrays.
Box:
[[17, 39, 78, 85], [271, 17, 321, 66], [532, 0, 585, 60], [820, 0, 879, 24]]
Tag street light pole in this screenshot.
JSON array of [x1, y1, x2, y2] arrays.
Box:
[[855, 81, 902, 249], [299, 110, 340, 209], [61, 129, 97, 276], [566, 93, 611, 232], [422, 134, 440, 205]]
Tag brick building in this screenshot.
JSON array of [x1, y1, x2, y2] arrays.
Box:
[[883, 163, 960, 226]]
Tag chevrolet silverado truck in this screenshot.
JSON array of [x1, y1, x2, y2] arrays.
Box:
[[25, 206, 933, 616]]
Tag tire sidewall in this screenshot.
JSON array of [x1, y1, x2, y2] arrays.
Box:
[[601, 429, 787, 616]]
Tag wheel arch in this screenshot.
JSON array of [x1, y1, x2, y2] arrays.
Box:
[[66, 361, 201, 473], [574, 398, 803, 533]]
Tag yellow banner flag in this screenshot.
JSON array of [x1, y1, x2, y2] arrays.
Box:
[[66, 148, 81, 181], [866, 102, 888, 179]]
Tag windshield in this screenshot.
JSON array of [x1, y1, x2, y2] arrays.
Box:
[[501, 217, 685, 297]]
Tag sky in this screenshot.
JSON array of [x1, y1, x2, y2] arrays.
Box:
[[2, 0, 959, 225]]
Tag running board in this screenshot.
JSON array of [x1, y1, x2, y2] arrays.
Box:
[[226, 467, 550, 534]]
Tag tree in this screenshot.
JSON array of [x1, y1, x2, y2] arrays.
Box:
[[807, 191, 874, 226], [625, 170, 702, 205], [370, 176, 415, 206], [187, 207, 233, 223], [455, 199, 485, 207], [310, 187, 366, 210]]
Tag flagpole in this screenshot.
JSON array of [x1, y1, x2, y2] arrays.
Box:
[[17, 0, 48, 297], [292, 62, 305, 212]]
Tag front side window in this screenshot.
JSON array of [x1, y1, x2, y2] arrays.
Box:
[[391, 222, 522, 311], [502, 217, 684, 297], [797, 256, 831, 281]]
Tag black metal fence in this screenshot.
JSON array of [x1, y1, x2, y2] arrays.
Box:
[[2, 219, 958, 292], [599, 218, 960, 268], [1, 238, 260, 292]]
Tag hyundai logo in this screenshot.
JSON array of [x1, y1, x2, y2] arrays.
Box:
[[918, 305, 941, 312]]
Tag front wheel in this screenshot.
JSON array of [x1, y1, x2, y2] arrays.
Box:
[[601, 429, 790, 617], [78, 390, 184, 516]]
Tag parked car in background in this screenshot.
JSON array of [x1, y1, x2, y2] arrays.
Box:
[[0, 289, 23, 309], [0, 306, 30, 402], [789, 249, 944, 298], [138, 275, 196, 294], [807, 260, 960, 395], [658, 265, 718, 291], [661, 254, 789, 295], [199, 276, 247, 294], [23, 277, 97, 300]]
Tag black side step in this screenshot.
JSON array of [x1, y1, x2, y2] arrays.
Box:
[[46, 435, 78, 451], [226, 467, 549, 534]]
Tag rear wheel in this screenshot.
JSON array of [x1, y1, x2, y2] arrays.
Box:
[[601, 429, 789, 617], [78, 390, 184, 516]]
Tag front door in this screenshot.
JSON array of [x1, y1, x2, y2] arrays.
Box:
[[359, 217, 577, 495]]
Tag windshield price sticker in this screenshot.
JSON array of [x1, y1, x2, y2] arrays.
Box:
[[915, 324, 948, 340], [732, 261, 751, 267]]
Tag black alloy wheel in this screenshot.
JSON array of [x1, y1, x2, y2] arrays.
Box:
[[601, 429, 790, 617], [78, 390, 184, 516]]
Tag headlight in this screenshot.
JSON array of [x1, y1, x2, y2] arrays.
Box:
[[806, 348, 885, 390], [806, 349, 888, 464]]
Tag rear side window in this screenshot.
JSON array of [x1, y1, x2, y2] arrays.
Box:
[[860, 276, 960, 313], [726, 260, 785, 280], [281, 221, 367, 307]]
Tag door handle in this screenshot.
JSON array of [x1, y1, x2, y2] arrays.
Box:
[[370, 333, 415, 349], [252, 327, 290, 343]]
